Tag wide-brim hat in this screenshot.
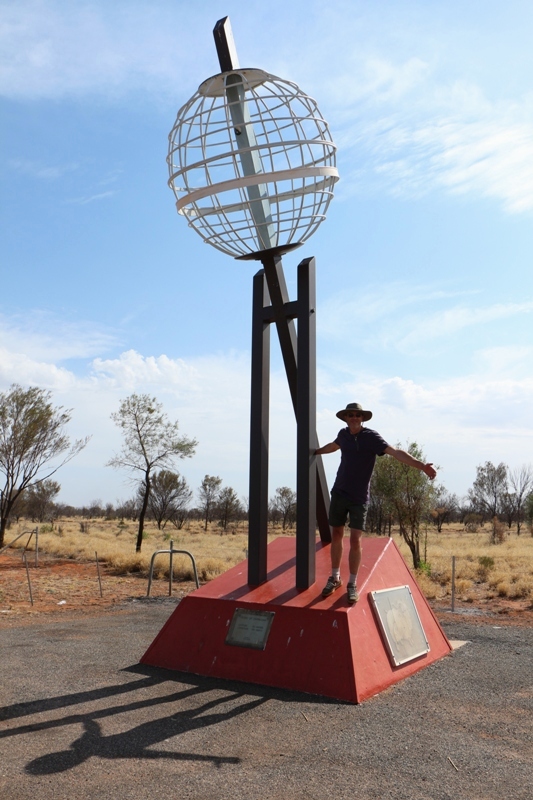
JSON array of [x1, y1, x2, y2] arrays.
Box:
[[336, 402, 372, 422]]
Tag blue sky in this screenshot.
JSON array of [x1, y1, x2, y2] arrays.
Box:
[[1, 0, 532, 507]]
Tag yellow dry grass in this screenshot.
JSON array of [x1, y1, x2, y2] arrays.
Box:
[[394, 522, 533, 603], [6, 519, 533, 604], [7, 517, 279, 583]]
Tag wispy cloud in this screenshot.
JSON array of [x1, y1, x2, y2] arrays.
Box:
[[0, 0, 205, 100], [0, 325, 531, 502], [66, 190, 117, 205], [475, 345, 533, 376], [8, 158, 79, 179], [394, 301, 533, 352], [2, 2, 532, 215], [315, 368, 533, 495], [334, 71, 533, 214], [0, 312, 120, 363], [319, 284, 533, 355]]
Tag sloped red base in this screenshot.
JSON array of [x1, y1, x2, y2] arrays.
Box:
[[141, 537, 451, 703]]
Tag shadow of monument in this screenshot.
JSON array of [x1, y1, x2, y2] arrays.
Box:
[[0, 670, 275, 775]]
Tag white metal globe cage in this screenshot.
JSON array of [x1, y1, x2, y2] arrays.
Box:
[[167, 69, 339, 258]]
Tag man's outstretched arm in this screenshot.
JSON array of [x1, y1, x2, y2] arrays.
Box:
[[384, 445, 437, 480], [315, 442, 340, 456]]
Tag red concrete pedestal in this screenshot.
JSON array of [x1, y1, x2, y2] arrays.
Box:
[[141, 537, 451, 703]]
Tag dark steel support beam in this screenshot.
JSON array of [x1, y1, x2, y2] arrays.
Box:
[[248, 270, 270, 586], [247, 253, 331, 588], [296, 258, 316, 588], [261, 254, 299, 400], [260, 255, 330, 547]]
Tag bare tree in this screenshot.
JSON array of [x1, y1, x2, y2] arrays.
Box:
[[107, 394, 197, 552], [197, 475, 222, 530], [148, 469, 192, 529], [430, 485, 459, 532], [369, 454, 397, 536], [0, 384, 89, 547], [115, 497, 140, 522], [25, 479, 61, 522], [468, 461, 508, 522], [500, 491, 516, 530], [271, 486, 297, 530], [216, 486, 242, 531], [508, 464, 533, 535], [525, 491, 533, 535]]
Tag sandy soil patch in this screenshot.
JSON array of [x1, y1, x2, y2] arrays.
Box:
[[1, 549, 532, 628]]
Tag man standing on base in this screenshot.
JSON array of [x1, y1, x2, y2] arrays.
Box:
[[315, 402, 437, 605]]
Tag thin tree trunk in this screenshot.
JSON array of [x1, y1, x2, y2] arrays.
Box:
[[136, 473, 151, 553]]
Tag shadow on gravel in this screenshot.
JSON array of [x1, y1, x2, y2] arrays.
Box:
[[2, 662, 340, 778], [1, 669, 273, 775]]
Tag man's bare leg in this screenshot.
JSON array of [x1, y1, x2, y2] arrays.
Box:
[[330, 525, 345, 570], [348, 528, 362, 579], [347, 528, 362, 604], [322, 526, 345, 597]]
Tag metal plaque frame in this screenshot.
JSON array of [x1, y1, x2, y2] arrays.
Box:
[[225, 608, 275, 650], [370, 585, 430, 667]]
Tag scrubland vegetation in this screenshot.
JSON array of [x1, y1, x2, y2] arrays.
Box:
[[395, 522, 533, 604], [1, 384, 532, 609], [5, 517, 533, 606]]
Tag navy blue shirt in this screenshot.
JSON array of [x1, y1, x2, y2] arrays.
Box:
[[331, 427, 389, 504]]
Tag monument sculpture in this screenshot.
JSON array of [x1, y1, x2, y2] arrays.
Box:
[[142, 18, 452, 703], [166, 16, 338, 588]]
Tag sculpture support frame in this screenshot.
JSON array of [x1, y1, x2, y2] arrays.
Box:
[[247, 254, 331, 589]]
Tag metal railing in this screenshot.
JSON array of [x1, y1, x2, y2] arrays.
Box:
[[146, 540, 199, 597], [0, 527, 39, 566]]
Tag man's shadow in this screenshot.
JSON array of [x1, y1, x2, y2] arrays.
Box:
[[25, 687, 265, 775]]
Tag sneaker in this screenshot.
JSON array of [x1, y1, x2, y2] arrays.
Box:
[[347, 583, 359, 605], [322, 576, 342, 597]]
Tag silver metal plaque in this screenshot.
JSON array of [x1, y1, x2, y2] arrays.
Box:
[[225, 608, 275, 650], [370, 585, 430, 667]]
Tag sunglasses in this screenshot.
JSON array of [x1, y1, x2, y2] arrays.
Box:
[[347, 412, 363, 418]]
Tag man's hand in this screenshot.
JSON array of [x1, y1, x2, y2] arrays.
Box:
[[385, 446, 437, 479]]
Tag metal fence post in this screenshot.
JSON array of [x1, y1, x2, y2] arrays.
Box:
[[451, 555, 456, 612], [169, 540, 174, 596]]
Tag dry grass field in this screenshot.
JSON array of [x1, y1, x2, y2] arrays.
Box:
[[394, 523, 533, 606], [1, 517, 532, 617]]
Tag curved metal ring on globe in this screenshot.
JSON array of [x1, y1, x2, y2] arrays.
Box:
[[167, 68, 339, 258]]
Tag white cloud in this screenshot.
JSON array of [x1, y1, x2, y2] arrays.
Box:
[[315, 369, 533, 497], [67, 190, 117, 205], [0, 0, 204, 100], [8, 158, 79, 179], [0, 312, 119, 364], [475, 345, 533, 376], [335, 79, 533, 214], [2, 1, 532, 215], [393, 301, 533, 353], [318, 283, 533, 355], [0, 311, 531, 505], [0, 348, 77, 390], [378, 116, 533, 213]]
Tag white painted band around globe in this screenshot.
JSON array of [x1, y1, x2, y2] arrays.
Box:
[[174, 166, 339, 211]]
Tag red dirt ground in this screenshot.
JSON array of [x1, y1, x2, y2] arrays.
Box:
[[0, 551, 196, 626], [1, 550, 532, 628]]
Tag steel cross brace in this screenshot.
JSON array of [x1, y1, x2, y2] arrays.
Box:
[[248, 253, 331, 589]]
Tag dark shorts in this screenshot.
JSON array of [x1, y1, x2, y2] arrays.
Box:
[[328, 491, 368, 530]]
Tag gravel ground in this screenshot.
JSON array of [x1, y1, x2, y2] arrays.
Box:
[[1, 600, 532, 800]]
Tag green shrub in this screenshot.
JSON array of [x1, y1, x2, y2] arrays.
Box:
[[477, 555, 495, 581], [417, 561, 431, 577]]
